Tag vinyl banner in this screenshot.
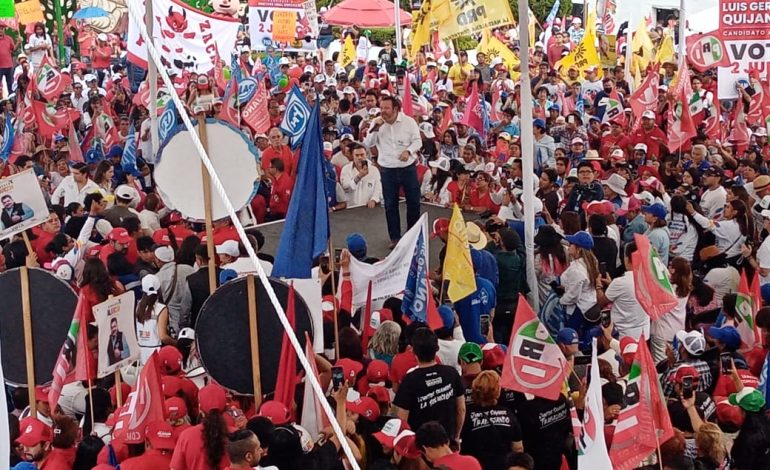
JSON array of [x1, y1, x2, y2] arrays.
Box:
[[437, 0, 515, 40], [127, 0, 240, 74], [718, 0, 770, 99], [248, 0, 318, 52]]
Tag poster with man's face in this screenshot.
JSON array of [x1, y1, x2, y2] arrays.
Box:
[[94, 291, 138, 378], [0, 170, 50, 240]]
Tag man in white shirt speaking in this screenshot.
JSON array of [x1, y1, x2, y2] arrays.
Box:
[[340, 142, 383, 208], [364, 96, 422, 247]]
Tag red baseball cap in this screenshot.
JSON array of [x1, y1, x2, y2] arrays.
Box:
[[346, 396, 380, 422], [373, 418, 409, 448], [673, 365, 700, 384], [108, 227, 132, 244], [393, 430, 421, 459], [146, 421, 177, 450], [165, 397, 188, 420], [168, 212, 183, 224], [367, 386, 391, 405], [482, 344, 505, 370], [366, 360, 390, 383], [162, 375, 183, 398], [716, 399, 745, 430], [16, 417, 52, 446], [158, 346, 182, 375], [336, 358, 364, 384], [258, 400, 291, 425], [430, 218, 450, 239], [619, 337, 638, 368], [152, 230, 172, 246], [199, 383, 227, 413], [34, 385, 50, 403]]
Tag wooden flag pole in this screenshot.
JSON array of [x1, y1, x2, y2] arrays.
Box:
[[247, 275, 263, 409], [114, 371, 123, 407], [20, 265, 36, 419], [198, 113, 217, 293], [327, 239, 340, 361]]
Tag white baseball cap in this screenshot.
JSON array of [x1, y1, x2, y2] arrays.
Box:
[[154, 245, 175, 264], [642, 110, 656, 120], [142, 274, 161, 295], [216, 239, 240, 258]]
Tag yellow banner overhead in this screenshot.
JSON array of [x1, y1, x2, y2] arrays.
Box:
[[478, 33, 520, 79], [438, 0, 515, 40], [555, 11, 603, 80], [339, 34, 356, 67]]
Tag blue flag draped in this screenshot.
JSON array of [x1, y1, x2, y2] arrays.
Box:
[[280, 86, 311, 150], [401, 231, 430, 324], [121, 125, 140, 177], [272, 103, 330, 279], [0, 113, 14, 162], [158, 99, 178, 144]]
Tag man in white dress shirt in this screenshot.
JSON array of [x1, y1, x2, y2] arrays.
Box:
[[363, 96, 422, 247], [340, 143, 382, 208]]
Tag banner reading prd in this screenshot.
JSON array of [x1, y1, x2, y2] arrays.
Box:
[[438, 0, 515, 40]]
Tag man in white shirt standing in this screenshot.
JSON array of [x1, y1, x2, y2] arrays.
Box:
[[364, 96, 422, 247], [700, 166, 728, 220], [50, 161, 100, 206], [596, 241, 651, 340], [340, 143, 382, 207]]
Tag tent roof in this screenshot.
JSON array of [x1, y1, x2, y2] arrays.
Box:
[[322, 0, 411, 27]]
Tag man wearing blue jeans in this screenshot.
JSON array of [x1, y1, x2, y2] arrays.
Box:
[[364, 95, 422, 247]]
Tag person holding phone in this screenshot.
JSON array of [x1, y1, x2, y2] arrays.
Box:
[[666, 366, 717, 435]]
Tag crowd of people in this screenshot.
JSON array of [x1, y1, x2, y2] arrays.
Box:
[[2, 4, 770, 470]]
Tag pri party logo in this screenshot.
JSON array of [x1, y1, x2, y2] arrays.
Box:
[[509, 318, 565, 392]]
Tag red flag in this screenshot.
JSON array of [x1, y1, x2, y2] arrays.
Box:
[[242, 80, 270, 134], [133, 80, 151, 108], [18, 89, 35, 130], [500, 294, 568, 401], [461, 82, 484, 135], [68, 121, 84, 163], [34, 55, 71, 102], [666, 67, 697, 152], [610, 337, 673, 469], [736, 269, 760, 348], [631, 234, 678, 320], [629, 66, 659, 133], [402, 77, 414, 117], [213, 47, 228, 94], [48, 294, 92, 409], [437, 105, 452, 137], [32, 101, 71, 139], [686, 32, 731, 72], [424, 273, 444, 331], [112, 352, 165, 442], [603, 88, 627, 127], [218, 75, 241, 127], [360, 281, 374, 352], [703, 94, 723, 142], [274, 283, 298, 411], [729, 96, 751, 154]]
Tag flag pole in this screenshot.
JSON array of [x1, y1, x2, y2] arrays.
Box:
[[328, 238, 340, 360], [677, 0, 686, 70], [20, 265, 36, 419], [247, 274, 263, 409], [146, 0, 160, 158], [625, 13, 634, 93], [517, 0, 538, 311], [198, 113, 218, 293], [114, 371, 123, 407]]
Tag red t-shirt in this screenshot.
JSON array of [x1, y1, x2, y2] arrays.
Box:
[[120, 449, 173, 470], [447, 181, 475, 205], [600, 133, 623, 159], [170, 225, 196, 244], [0, 36, 14, 68], [170, 424, 231, 470], [269, 172, 294, 217], [628, 127, 667, 159], [434, 452, 482, 470], [40, 447, 76, 470], [469, 190, 500, 214], [261, 145, 296, 177], [31, 227, 56, 265], [92, 45, 112, 69]]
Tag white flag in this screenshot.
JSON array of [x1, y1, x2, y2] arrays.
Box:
[[300, 333, 328, 439], [578, 339, 613, 470]]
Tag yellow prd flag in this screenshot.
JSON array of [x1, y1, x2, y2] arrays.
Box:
[[438, 0, 514, 40], [410, 0, 432, 59], [555, 11, 603, 81], [655, 32, 675, 65], [632, 19, 654, 70], [478, 32, 521, 80], [528, 8, 538, 48], [443, 204, 477, 302], [339, 34, 356, 67]]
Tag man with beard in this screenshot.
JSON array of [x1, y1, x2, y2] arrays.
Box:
[[99, 227, 132, 267], [15, 417, 53, 466]]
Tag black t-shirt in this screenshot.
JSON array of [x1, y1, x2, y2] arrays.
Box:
[[511, 393, 571, 470], [460, 404, 522, 470], [667, 391, 717, 433], [393, 364, 464, 437]]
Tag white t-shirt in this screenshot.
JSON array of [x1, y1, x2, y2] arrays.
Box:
[[651, 293, 687, 344], [704, 266, 740, 306], [758, 236, 770, 286], [700, 186, 728, 220], [604, 271, 650, 340], [26, 34, 51, 68]]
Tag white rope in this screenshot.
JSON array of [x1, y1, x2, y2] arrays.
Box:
[[126, 4, 360, 467]]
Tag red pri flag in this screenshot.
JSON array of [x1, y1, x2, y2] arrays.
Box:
[[132, 80, 150, 108], [218, 75, 241, 127], [629, 66, 659, 132], [666, 67, 697, 152], [68, 121, 84, 163], [274, 283, 299, 411], [112, 352, 165, 443], [461, 82, 484, 135], [34, 55, 71, 102], [631, 234, 678, 320], [610, 337, 673, 470], [500, 294, 568, 401], [32, 101, 72, 139], [686, 32, 731, 73], [48, 294, 92, 409], [402, 77, 414, 117], [242, 80, 270, 134], [437, 105, 452, 137], [360, 281, 374, 352], [736, 269, 760, 348]]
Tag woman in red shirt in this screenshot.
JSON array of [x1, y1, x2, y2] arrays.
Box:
[[90, 33, 113, 85], [171, 383, 231, 470], [80, 257, 125, 324], [466, 172, 501, 215]]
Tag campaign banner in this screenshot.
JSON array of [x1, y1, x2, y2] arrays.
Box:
[[94, 292, 139, 378], [718, 0, 770, 99], [437, 0, 515, 40], [248, 0, 318, 52], [127, 0, 241, 74], [0, 170, 50, 241]]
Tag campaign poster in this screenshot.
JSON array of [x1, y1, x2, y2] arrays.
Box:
[[0, 170, 50, 241], [95, 291, 139, 378], [718, 0, 770, 99], [248, 0, 318, 52]]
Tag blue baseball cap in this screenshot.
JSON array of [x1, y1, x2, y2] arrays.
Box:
[[709, 326, 742, 351], [107, 144, 123, 159], [219, 269, 238, 284], [565, 231, 594, 250], [641, 203, 667, 220], [556, 328, 579, 345], [346, 233, 367, 259], [437, 305, 455, 330], [533, 118, 546, 129]]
